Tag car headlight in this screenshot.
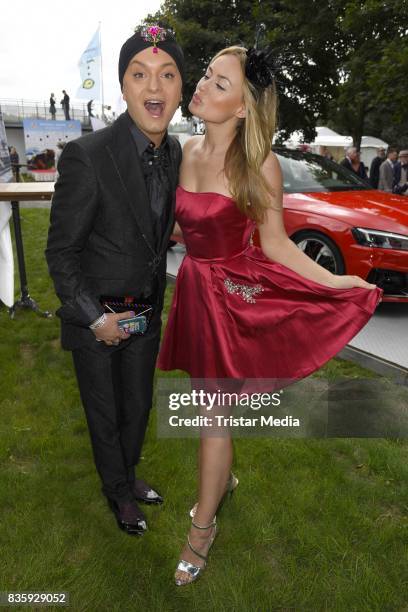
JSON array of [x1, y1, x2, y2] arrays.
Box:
[[352, 227, 408, 251]]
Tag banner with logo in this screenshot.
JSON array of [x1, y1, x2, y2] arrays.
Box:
[[22, 119, 81, 181]]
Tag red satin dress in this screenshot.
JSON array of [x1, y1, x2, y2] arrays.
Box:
[[157, 186, 383, 383]]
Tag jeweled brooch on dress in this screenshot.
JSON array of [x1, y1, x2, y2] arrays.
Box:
[[224, 278, 264, 303], [140, 25, 167, 53]]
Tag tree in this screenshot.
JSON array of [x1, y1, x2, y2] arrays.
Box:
[[147, 0, 408, 147], [148, 0, 340, 141], [328, 0, 408, 148]]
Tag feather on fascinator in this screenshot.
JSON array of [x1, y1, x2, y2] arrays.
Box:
[[244, 23, 276, 91]]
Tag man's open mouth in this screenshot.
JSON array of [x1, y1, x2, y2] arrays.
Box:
[[144, 100, 165, 117]]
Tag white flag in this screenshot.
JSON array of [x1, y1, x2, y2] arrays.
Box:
[[76, 26, 102, 101]]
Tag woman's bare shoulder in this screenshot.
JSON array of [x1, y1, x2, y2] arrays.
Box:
[[260, 150, 283, 212], [262, 150, 281, 173], [262, 150, 283, 186]]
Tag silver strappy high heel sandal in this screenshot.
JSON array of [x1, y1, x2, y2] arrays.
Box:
[[189, 472, 239, 518], [174, 516, 217, 586]]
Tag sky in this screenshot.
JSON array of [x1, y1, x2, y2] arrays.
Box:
[[0, 0, 164, 114]]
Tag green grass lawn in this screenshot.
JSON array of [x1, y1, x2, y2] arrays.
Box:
[[0, 208, 407, 612]]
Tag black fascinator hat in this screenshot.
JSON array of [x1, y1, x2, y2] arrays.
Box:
[[244, 24, 276, 92], [245, 47, 276, 90]]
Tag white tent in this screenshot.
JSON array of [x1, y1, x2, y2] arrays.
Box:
[[359, 135, 389, 169], [360, 135, 388, 149], [282, 127, 389, 151], [313, 127, 353, 147], [281, 126, 352, 149], [281, 127, 389, 169]]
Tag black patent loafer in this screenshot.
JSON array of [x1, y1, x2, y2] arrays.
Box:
[[107, 498, 147, 535], [132, 478, 164, 505]]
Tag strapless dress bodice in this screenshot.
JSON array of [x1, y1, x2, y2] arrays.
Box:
[[175, 186, 255, 261]]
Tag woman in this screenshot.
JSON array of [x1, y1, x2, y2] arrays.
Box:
[[49, 93, 56, 120], [157, 46, 383, 586]]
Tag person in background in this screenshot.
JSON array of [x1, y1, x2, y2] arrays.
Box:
[[8, 146, 19, 166], [61, 90, 70, 120], [49, 93, 56, 120], [8, 146, 19, 180], [87, 99, 95, 118], [369, 146, 386, 188], [378, 147, 399, 192], [318, 145, 334, 161], [393, 149, 408, 196], [340, 147, 368, 180]]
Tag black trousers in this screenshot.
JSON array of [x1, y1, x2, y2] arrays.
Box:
[[71, 314, 161, 503]]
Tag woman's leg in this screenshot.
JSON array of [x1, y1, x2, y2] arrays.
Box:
[[196, 434, 233, 522], [175, 378, 244, 584], [174, 434, 232, 583]]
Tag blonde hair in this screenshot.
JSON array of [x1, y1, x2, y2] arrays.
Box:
[[210, 46, 280, 223]]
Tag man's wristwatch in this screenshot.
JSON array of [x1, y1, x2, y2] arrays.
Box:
[[89, 313, 107, 330]]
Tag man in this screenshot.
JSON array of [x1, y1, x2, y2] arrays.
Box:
[[369, 146, 386, 189], [8, 146, 19, 180], [393, 149, 408, 195], [49, 93, 56, 120], [46, 25, 184, 536], [378, 147, 398, 192], [340, 147, 368, 180], [61, 90, 70, 120], [87, 99, 94, 118]]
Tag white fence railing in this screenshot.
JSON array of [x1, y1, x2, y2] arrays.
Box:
[[0, 98, 91, 124]]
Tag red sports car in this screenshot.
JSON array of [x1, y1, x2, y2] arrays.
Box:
[[254, 148, 408, 302]]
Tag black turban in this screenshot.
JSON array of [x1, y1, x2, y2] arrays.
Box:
[[118, 26, 185, 89]]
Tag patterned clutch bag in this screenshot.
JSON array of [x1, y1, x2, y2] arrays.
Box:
[[99, 295, 154, 335]]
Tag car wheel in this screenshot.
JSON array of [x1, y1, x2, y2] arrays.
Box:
[[292, 230, 345, 275]]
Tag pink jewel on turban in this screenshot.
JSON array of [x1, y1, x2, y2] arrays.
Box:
[[140, 24, 167, 54]]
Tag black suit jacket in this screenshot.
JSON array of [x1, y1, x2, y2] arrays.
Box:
[[45, 112, 182, 350], [369, 156, 385, 189]]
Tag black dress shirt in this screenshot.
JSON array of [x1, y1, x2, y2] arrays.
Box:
[[126, 111, 171, 251]]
